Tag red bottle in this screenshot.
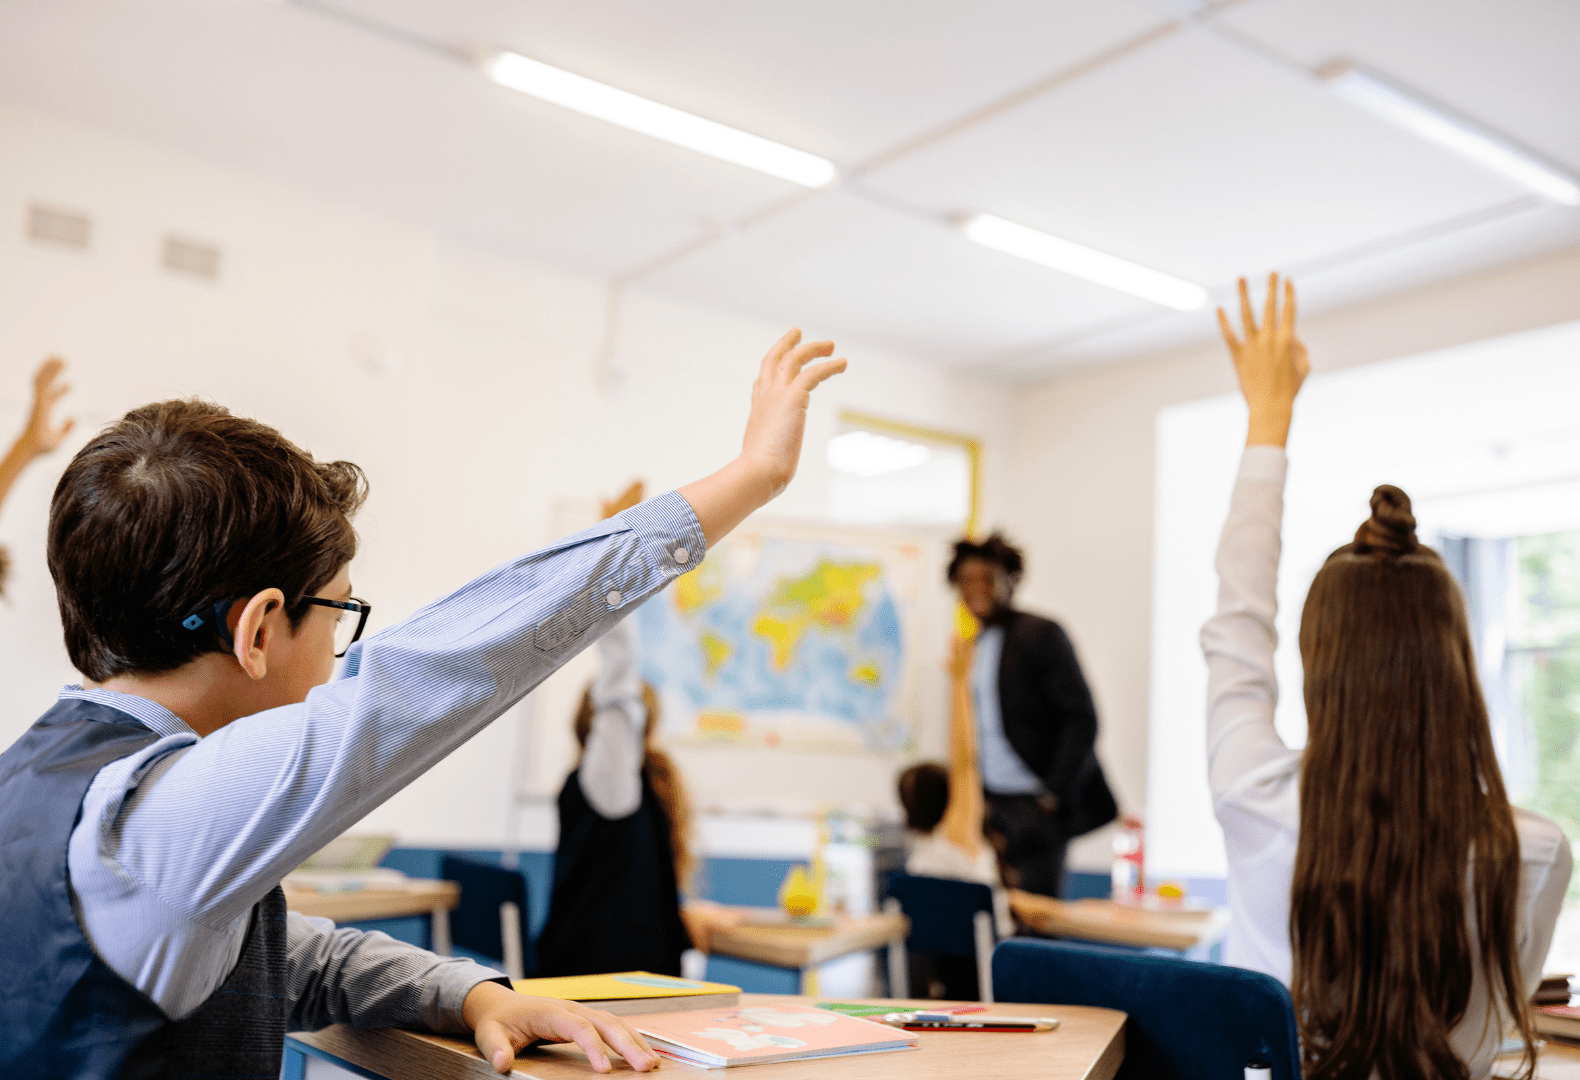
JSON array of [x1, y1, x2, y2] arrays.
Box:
[[1110, 815, 1144, 902]]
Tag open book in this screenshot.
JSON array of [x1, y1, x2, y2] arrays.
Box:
[[631, 1003, 917, 1068]]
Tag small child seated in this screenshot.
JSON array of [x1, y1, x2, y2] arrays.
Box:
[[894, 636, 1012, 998]]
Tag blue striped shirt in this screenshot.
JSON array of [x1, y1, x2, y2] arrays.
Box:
[[63, 492, 706, 1028]]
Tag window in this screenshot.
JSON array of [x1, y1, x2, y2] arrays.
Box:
[[825, 413, 978, 533], [1450, 529, 1580, 973]]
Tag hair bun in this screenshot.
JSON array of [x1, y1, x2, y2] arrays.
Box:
[[1353, 484, 1418, 556]]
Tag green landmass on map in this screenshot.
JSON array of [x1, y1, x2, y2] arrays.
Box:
[[749, 560, 882, 672], [699, 631, 733, 677]]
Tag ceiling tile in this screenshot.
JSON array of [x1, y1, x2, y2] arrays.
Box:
[[0, 0, 800, 275], [1217, 0, 1580, 173], [323, 0, 1169, 165], [645, 190, 1152, 364], [861, 27, 1524, 291]]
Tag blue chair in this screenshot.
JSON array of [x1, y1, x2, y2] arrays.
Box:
[[885, 873, 997, 1002], [992, 938, 1300, 1080], [440, 855, 530, 979]]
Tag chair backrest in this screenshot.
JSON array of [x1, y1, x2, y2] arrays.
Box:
[[886, 873, 994, 958], [992, 938, 1301, 1080], [440, 855, 530, 976]]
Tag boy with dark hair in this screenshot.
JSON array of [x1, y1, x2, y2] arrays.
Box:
[[0, 329, 844, 1078]]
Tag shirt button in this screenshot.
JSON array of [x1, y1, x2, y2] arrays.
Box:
[[605, 590, 623, 607], [673, 547, 690, 565]]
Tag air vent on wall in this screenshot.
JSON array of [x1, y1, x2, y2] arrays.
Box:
[[26, 204, 91, 250], [162, 235, 221, 281]]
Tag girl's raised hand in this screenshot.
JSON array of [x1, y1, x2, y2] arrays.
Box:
[[1217, 274, 1308, 448]]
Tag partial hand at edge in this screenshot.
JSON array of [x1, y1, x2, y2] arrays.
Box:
[[19, 355, 74, 458], [1217, 274, 1308, 448], [678, 329, 846, 548]]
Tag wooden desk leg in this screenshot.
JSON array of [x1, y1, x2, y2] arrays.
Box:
[[800, 966, 819, 997], [431, 906, 452, 957]]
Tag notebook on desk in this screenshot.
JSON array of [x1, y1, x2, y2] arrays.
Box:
[[631, 1003, 917, 1068], [510, 972, 741, 1015]]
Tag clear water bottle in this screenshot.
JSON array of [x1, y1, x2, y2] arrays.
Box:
[[1111, 815, 1144, 902]]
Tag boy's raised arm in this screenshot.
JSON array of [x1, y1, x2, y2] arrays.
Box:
[[678, 328, 845, 546], [68, 328, 846, 1033]]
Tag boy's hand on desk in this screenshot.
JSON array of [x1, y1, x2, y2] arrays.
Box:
[[463, 981, 659, 1074]]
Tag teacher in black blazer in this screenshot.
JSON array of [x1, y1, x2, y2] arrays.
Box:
[[949, 533, 1117, 898]]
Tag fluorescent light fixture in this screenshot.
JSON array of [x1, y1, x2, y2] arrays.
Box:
[[1320, 60, 1580, 206], [485, 51, 836, 189], [964, 214, 1208, 311], [827, 430, 931, 477]]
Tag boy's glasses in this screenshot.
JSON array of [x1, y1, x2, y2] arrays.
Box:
[[301, 596, 372, 657]]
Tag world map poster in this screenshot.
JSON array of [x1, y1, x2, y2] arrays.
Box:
[[636, 521, 928, 753]]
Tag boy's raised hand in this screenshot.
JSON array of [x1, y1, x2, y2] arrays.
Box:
[[463, 982, 659, 1073], [741, 329, 843, 499], [1217, 273, 1308, 448], [679, 329, 846, 547]]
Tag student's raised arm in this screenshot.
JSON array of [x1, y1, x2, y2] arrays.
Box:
[[678, 329, 845, 546], [69, 330, 845, 1025], [0, 356, 73, 518], [579, 480, 651, 820], [940, 633, 986, 859], [1200, 275, 1309, 802]]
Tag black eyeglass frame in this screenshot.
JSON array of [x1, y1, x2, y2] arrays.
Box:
[[301, 596, 373, 657]]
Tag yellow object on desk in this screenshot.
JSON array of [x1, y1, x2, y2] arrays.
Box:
[[779, 863, 819, 918], [506, 972, 741, 1015]]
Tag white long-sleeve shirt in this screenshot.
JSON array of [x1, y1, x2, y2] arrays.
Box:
[[1201, 446, 1571, 1077], [577, 615, 647, 820]]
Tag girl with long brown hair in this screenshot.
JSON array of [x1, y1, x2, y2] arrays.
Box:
[[1201, 274, 1571, 1080], [537, 481, 727, 978]]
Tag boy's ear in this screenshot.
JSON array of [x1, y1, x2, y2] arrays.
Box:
[[230, 589, 286, 681]]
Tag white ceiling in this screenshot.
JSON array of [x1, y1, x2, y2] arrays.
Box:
[[0, 0, 1576, 377]]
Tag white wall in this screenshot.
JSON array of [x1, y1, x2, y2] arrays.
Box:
[[1008, 243, 1580, 872], [0, 100, 1014, 849]]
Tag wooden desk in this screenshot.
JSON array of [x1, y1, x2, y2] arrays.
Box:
[[287, 993, 1126, 1080], [285, 879, 461, 954], [700, 909, 910, 995], [1013, 897, 1230, 954], [1498, 1040, 1580, 1080]]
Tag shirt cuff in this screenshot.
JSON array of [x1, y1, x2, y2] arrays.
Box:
[[428, 962, 512, 1034], [1238, 445, 1287, 485], [617, 490, 707, 584]]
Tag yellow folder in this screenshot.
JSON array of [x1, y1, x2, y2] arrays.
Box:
[[511, 971, 740, 1002]]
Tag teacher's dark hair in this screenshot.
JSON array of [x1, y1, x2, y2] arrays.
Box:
[[47, 399, 367, 681], [1290, 484, 1533, 1080], [946, 532, 1024, 585]]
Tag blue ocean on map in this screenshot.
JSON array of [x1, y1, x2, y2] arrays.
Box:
[[636, 538, 908, 750]]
